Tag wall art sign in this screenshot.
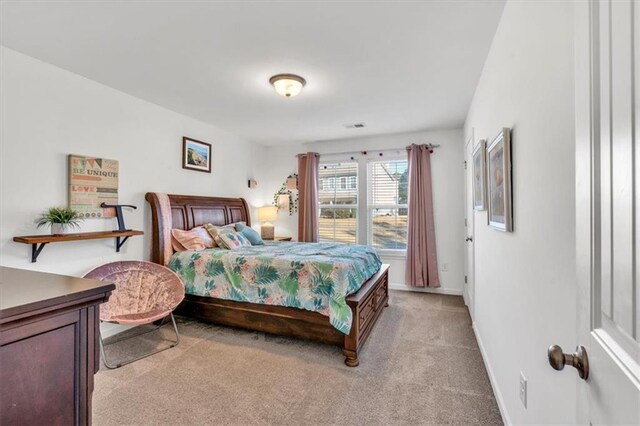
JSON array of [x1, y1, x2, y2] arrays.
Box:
[[69, 154, 119, 218]]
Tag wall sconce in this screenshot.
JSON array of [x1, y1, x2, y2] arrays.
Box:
[[248, 179, 258, 189], [277, 194, 290, 211], [286, 176, 297, 190]]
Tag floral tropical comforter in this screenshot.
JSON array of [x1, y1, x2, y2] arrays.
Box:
[[168, 242, 382, 334]]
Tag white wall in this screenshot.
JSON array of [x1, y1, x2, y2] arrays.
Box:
[[0, 47, 464, 294], [0, 47, 268, 276], [464, 1, 576, 424], [262, 129, 465, 294]]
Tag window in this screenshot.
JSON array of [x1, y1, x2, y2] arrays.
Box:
[[368, 159, 408, 250], [318, 162, 358, 244], [315, 156, 409, 251]]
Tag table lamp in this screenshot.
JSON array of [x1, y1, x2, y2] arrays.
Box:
[[258, 206, 278, 239]]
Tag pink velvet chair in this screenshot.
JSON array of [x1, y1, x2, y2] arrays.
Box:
[[84, 260, 185, 369]]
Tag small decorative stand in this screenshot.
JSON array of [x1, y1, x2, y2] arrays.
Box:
[[99, 203, 136, 232]]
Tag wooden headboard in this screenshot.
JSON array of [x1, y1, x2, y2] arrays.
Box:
[[145, 193, 251, 265]]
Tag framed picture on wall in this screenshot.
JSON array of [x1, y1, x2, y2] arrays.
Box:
[[487, 128, 512, 231], [472, 139, 487, 210], [182, 137, 212, 173], [69, 154, 119, 218]]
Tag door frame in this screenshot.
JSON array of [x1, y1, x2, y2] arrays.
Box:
[[464, 132, 475, 319]]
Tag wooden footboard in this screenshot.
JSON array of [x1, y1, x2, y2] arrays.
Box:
[[174, 264, 389, 367], [343, 264, 389, 366]]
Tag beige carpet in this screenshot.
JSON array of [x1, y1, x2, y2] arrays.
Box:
[[93, 291, 502, 425]]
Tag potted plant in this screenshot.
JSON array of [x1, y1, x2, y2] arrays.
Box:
[[36, 207, 83, 235]]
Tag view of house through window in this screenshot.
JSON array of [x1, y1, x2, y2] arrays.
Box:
[[368, 160, 408, 250], [318, 162, 358, 243], [318, 157, 408, 250]]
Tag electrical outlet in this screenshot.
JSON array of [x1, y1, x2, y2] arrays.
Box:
[[519, 372, 527, 408], [441, 263, 449, 272]]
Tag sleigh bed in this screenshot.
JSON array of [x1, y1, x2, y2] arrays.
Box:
[[145, 192, 389, 366]]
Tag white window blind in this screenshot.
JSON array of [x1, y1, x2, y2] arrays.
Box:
[[318, 162, 358, 243], [367, 159, 408, 250]]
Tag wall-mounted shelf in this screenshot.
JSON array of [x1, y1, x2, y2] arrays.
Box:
[[13, 230, 144, 263]]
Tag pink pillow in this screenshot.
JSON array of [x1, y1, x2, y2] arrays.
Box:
[[191, 226, 216, 248], [171, 226, 216, 251]]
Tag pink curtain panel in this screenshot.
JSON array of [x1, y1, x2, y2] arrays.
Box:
[[405, 144, 440, 288], [297, 152, 320, 242]]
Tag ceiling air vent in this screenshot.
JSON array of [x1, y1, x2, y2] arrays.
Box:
[[345, 123, 366, 129]]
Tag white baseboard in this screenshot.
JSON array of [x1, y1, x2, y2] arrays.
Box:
[[472, 323, 511, 426], [388, 283, 463, 296]]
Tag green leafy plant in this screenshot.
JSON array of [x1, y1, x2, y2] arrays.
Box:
[[272, 173, 299, 215], [36, 207, 83, 230]]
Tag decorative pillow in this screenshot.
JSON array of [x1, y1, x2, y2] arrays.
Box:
[[204, 223, 243, 241], [235, 223, 264, 245], [190, 226, 216, 248], [171, 228, 207, 251], [216, 231, 252, 250]]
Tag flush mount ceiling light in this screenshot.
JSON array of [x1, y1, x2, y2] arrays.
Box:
[[269, 74, 306, 98]]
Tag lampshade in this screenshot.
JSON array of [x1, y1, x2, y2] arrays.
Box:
[[269, 74, 306, 98], [258, 206, 278, 222]]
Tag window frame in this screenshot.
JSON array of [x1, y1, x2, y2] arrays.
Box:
[[366, 157, 409, 254], [318, 161, 359, 244], [315, 155, 408, 255]]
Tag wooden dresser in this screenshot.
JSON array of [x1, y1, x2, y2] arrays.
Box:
[[0, 267, 114, 426]]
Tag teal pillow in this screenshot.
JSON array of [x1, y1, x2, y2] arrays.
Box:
[[235, 223, 264, 245]]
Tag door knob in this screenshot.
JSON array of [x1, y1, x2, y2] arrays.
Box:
[[548, 345, 589, 380], [465, 236, 473, 242]]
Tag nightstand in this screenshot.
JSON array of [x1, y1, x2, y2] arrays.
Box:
[[274, 236, 292, 241]]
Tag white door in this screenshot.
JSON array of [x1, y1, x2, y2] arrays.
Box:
[[573, 0, 640, 423], [464, 135, 475, 318]]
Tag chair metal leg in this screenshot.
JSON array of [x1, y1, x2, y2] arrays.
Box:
[[102, 317, 166, 346], [169, 312, 180, 346], [99, 313, 180, 369]]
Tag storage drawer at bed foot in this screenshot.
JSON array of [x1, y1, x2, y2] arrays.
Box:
[[358, 296, 378, 327], [374, 278, 388, 308], [357, 283, 388, 331]]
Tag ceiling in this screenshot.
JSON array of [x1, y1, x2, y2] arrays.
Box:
[[0, 1, 505, 146]]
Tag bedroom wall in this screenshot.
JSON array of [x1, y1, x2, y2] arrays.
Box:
[[463, 0, 576, 424], [261, 129, 465, 294], [0, 47, 269, 277]]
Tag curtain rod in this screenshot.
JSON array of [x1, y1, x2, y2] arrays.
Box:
[[318, 144, 441, 159], [295, 144, 441, 159]]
